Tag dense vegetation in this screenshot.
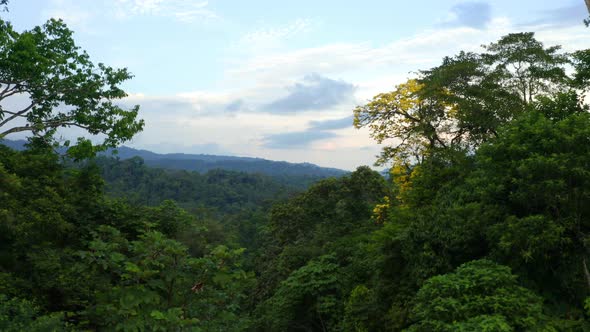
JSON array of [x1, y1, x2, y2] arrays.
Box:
[[2, 8, 590, 332], [95, 156, 298, 213]]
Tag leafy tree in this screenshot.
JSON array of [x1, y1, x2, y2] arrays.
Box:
[[256, 255, 342, 332], [343, 285, 378, 332], [85, 228, 252, 331], [482, 32, 569, 105], [407, 259, 545, 332], [473, 110, 590, 301], [0, 145, 256, 330], [0, 295, 66, 332], [0, 18, 143, 158], [355, 33, 571, 166], [417, 52, 520, 147], [353, 79, 449, 165], [572, 48, 590, 89]]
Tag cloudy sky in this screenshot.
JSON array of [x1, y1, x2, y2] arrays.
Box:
[[4, 0, 590, 170]]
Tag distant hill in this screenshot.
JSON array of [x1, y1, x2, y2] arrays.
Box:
[[94, 156, 299, 213], [0, 139, 27, 151], [0, 139, 348, 179]]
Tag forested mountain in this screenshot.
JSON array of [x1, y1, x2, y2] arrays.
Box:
[[3, 6, 590, 332], [94, 156, 300, 213], [1, 139, 347, 178]]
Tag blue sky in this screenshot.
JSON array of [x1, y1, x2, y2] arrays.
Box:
[[4, 0, 590, 169]]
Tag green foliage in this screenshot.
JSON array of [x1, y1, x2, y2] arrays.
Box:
[[407, 260, 545, 332], [95, 156, 297, 215], [257, 255, 341, 331], [355, 32, 571, 165], [573, 49, 590, 88], [0, 18, 143, 158], [85, 229, 252, 331], [482, 32, 569, 104], [343, 285, 377, 332], [3, 18, 590, 332], [353, 79, 449, 164], [0, 146, 254, 330], [0, 295, 65, 332]]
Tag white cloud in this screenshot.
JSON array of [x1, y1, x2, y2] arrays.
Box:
[[236, 18, 314, 51], [225, 19, 515, 83], [122, 16, 590, 169], [41, 0, 95, 32], [113, 0, 218, 22], [135, 14, 590, 170], [437, 1, 492, 29], [40, 0, 218, 30], [26, 3, 590, 169]]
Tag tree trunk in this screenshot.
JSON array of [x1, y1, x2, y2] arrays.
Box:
[[583, 257, 590, 291]]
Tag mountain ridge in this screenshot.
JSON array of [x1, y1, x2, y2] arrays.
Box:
[[0, 139, 348, 178]]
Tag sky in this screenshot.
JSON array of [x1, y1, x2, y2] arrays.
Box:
[[3, 0, 590, 170]]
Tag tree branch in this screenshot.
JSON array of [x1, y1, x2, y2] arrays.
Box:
[[0, 125, 33, 137], [2, 110, 29, 117], [0, 83, 12, 96], [433, 133, 448, 149], [48, 121, 92, 131], [0, 102, 35, 127], [395, 108, 421, 123], [583, 257, 590, 291], [0, 87, 22, 100]]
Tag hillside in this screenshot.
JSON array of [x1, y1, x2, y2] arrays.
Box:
[[1, 139, 347, 178], [93, 155, 299, 214]]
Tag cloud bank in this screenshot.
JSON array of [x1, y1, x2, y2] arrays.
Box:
[[261, 130, 337, 149], [441, 1, 492, 29], [263, 73, 356, 114]]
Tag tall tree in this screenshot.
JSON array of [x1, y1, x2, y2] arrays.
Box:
[[482, 32, 569, 105], [354, 33, 570, 166], [0, 18, 143, 157]]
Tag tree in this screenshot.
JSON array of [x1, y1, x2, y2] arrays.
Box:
[[0, 18, 143, 157], [407, 259, 546, 332], [353, 79, 450, 165], [0, 295, 66, 332], [85, 228, 252, 331], [573, 49, 590, 90], [417, 51, 521, 147], [584, 0, 590, 26], [343, 285, 378, 332], [482, 32, 569, 105], [473, 110, 590, 299], [256, 255, 342, 332], [354, 33, 570, 166]]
